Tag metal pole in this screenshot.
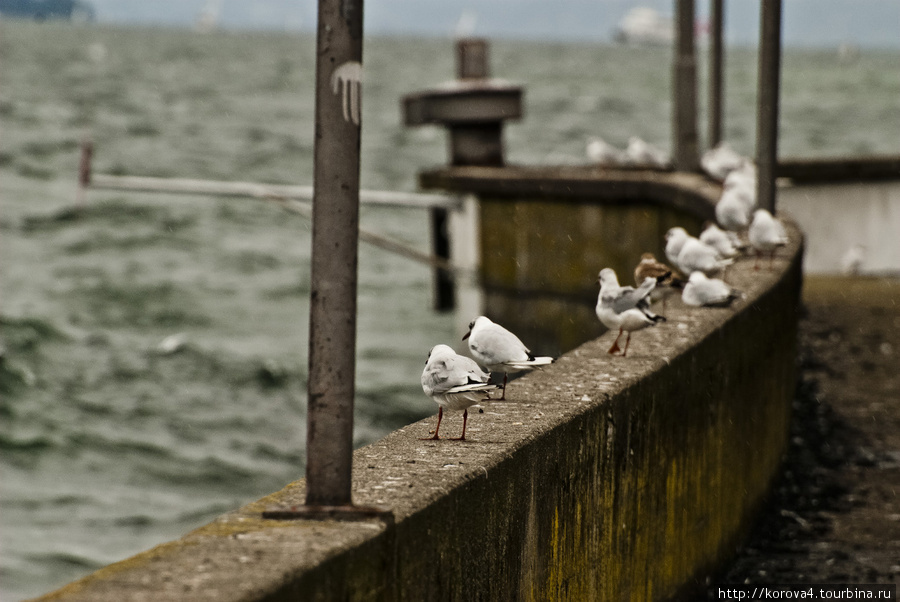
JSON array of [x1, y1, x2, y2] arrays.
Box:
[[305, 0, 364, 507], [707, 0, 724, 148], [673, 0, 700, 172], [756, 0, 782, 214]]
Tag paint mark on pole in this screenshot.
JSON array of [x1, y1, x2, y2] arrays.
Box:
[[331, 61, 362, 126]]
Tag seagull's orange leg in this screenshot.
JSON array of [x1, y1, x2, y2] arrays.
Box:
[[450, 409, 468, 441], [420, 406, 442, 440], [608, 328, 624, 354]]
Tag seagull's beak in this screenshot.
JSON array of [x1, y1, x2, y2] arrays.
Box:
[[462, 331, 470, 341]]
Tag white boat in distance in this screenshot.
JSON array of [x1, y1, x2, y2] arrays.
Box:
[[614, 7, 673, 45]]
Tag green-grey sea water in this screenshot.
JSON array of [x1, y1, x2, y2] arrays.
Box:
[[1, 21, 898, 600]]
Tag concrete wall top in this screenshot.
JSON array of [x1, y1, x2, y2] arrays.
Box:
[[419, 165, 720, 222], [35, 215, 804, 601], [778, 155, 900, 183]]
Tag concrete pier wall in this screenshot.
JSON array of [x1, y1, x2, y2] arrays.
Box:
[[35, 169, 804, 601], [421, 165, 720, 354]]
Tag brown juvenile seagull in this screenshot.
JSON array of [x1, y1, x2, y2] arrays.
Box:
[[633, 252, 683, 310]]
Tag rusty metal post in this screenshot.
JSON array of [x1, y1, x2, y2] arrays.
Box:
[[673, 0, 700, 172], [756, 0, 782, 214], [304, 0, 364, 508], [76, 137, 93, 208], [708, 0, 724, 148]]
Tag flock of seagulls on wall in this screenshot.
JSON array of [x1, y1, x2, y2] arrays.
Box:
[[419, 142, 791, 441]]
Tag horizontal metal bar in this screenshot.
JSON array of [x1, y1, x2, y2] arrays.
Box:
[[88, 174, 462, 210]]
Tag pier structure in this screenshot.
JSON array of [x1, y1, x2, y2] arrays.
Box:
[[48, 2, 900, 599], [39, 25, 810, 602], [33, 213, 804, 602]]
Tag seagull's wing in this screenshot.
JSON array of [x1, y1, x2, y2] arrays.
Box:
[[422, 352, 489, 395], [604, 278, 655, 314], [470, 324, 530, 365]]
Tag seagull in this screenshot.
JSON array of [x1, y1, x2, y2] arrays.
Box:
[[699, 222, 740, 259], [715, 185, 754, 232], [664, 226, 691, 266], [624, 136, 670, 168], [700, 142, 746, 180], [586, 136, 626, 165], [724, 163, 757, 195], [420, 344, 500, 441], [748, 209, 789, 270], [463, 316, 554, 401], [666, 227, 733, 277], [595, 268, 666, 356], [840, 244, 866, 275], [681, 272, 743, 307], [633, 252, 683, 310]]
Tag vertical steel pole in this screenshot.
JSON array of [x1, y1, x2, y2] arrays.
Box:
[[673, 0, 700, 172], [708, 0, 724, 148], [305, 0, 364, 507], [756, 0, 782, 214]]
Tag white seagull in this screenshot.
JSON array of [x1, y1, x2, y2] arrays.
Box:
[[664, 226, 691, 266], [681, 272, 743, 307], [724, 163, 757, 195], [666, 227, 733, 277], [748, 209, 789, 270], [715, 185, 754, 232], [699, 222, 739, 259], [624, 136, 670, 168], [420, 344, 500, 441], [463, 316, 554, 401], [840, 244, 866, 275], [700, 142, 746, 180], [586, 136, 626, 165], [595, 268, 666, 356]]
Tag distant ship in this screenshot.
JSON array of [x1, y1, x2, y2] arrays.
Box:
[[613, 7, 674, 46], [0, 0, 94, 21]]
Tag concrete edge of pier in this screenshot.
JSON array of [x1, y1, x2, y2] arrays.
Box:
[[34, 202, 804, 600]]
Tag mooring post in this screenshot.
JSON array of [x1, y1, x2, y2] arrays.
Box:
[[673, 0, 700, 172], [756, 0, 782, 214], [430, 39, 489, 311], [404, 38, 522, 311], [707, 0, 724, 148]]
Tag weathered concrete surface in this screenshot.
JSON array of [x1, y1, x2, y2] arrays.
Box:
[[34, 219, 803, 601]]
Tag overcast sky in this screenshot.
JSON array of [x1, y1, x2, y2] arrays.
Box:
[[84, 0, 900, 48]]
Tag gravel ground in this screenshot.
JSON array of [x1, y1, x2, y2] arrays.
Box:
[[707, 276, 900, 594]]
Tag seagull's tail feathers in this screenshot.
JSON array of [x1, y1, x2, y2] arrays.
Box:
[[446, 382, 502, 396], [505, 356, 555, 371], [642, 308, 667, 324]]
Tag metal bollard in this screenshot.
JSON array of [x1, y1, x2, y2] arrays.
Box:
[[403, 39, 523, 311]]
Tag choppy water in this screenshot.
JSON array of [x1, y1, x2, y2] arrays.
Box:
[[1, 21, 897, 600]]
